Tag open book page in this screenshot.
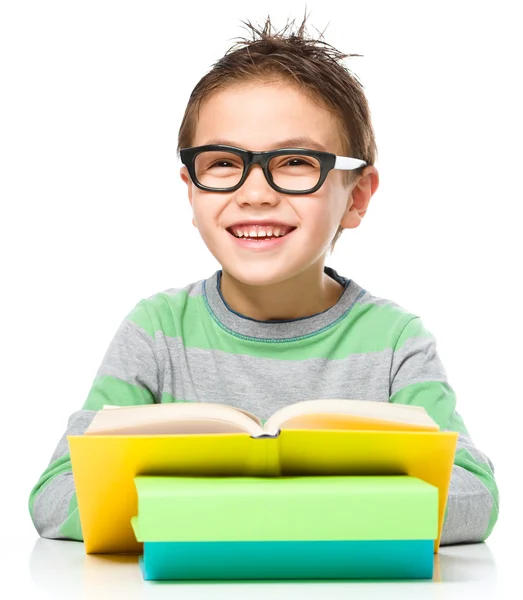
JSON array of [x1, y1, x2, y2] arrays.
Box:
[[263, 399, 439, 437], [84, 399, 439, 438], [84, 402, 264, 436]]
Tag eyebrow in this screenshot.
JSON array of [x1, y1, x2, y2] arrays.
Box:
[[203, 137, 329, 152]]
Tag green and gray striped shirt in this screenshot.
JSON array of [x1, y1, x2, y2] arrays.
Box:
[[29, 267, 499, 545]]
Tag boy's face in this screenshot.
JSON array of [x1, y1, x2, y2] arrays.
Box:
[[180, 80, 373, 287]]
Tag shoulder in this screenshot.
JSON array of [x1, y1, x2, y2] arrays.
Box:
[[122, 276, 207, 337], [342, 275, 431, 347]]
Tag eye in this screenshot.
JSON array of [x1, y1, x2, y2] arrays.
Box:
[[208, 158, 242, 169], [270, 155, 319, 170], [285, 158, 311, 166]]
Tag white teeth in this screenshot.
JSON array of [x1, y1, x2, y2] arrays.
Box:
[[230, 225, 290, 238]]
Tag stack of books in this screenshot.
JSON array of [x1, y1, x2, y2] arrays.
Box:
[[68, 398, 458, 580], [131, 475, 439, 580]]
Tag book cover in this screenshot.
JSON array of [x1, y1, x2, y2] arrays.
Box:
[[68, 428, 458, 554]]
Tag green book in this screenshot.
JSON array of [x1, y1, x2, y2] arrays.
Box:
[[131, 475, 438, 542]]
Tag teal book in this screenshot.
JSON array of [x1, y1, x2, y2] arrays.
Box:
[[139, 540, 435, 580], [131, 475, 438, 580]]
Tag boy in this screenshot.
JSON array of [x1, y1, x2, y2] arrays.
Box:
[[29, 15, 498, 546]]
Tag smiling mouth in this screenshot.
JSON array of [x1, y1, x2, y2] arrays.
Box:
[[226, 228, 297, 239]]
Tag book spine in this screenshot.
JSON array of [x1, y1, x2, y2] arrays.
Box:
[[265, 436, 282, 476]]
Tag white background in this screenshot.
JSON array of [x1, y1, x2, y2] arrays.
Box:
[[1, 0, 521, 572]]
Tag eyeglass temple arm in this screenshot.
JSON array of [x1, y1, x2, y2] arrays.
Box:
[[335, 156, 367, 170]]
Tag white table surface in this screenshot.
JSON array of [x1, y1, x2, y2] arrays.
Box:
[[6, 532, 517, 600]]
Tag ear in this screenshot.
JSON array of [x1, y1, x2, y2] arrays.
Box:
[[180, 166, 197, 228], [340, 166, 379, 230]]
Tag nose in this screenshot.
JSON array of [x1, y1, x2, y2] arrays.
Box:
[[234, 164, 280, 207]]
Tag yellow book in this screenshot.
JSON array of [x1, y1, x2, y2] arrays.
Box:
[[67, 399, 458, 554]]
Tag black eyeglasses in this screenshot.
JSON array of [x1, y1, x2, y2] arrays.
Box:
[[180, 144, 367, 195]]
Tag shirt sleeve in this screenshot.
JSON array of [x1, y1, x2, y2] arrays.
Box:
[[29, 300, 159, 540], [389, 317, 499, 545]]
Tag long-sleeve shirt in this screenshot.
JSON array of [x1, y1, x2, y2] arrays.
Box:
[[29, 266, 499, 545]]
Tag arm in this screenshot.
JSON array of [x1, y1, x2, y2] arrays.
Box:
[[389, 317, 499, 545], [29, 301, 159, 540]]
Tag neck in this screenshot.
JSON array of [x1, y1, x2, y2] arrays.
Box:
[[219, 264, 344, 321]]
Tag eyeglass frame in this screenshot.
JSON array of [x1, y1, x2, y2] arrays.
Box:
[[179, 144, 368, 195]]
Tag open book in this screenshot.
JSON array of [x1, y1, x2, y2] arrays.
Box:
[[84, 398, 439, 438], [70, 398, 456, 554]]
